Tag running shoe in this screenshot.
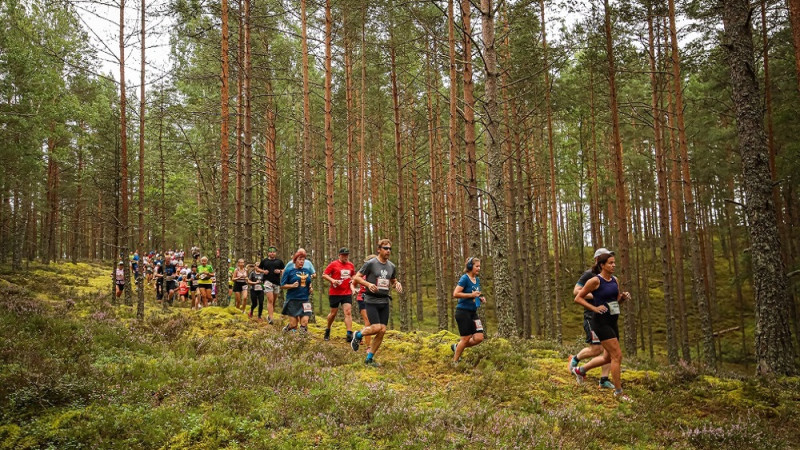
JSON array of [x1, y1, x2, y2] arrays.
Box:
[[614, 390, 633, 403], [351, 333, 362, 352], [248, 311, 253, 319], [267, 318, 273, 325], [599, 380, 615, 389], [364, 359, 381, 368], [282, 325, 291, 332], [324, 329, 331, 341], [568, 354, 579, 372], [571, 367, 586, 384], [451, 343, 457, 354]]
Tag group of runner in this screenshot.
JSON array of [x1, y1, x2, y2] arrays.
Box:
[[112, 239, 631, 399]]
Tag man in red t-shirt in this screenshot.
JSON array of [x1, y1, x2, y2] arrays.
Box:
[[322, 247, 356, 342]]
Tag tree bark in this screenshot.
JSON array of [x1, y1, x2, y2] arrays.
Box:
[[243, 0, 253, 262], [119, 0, 132, 306], [299, 0, 311, 248], [480, 0, 515, 338], [721, 0, 796, 375], [788, 0, 800, 96], [218, 0, 231, 304], [603, 0, 634, 354], [462, 0, 479, 257], [137, 0, 146, 319], [324, 0, 336, 261], [648, 3, 678, 364], [668, 0, 715, 366]]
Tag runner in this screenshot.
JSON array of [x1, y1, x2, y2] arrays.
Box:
[[188, 265, 200, 310], [153, 261, 164, 301], [280, 249, 314, 333], [568, 248, 614, 389], [284, 248, 316, 278], [257, 246, 284, 324], [451, 257, 486, 364], [232, 259, 249, 312], [197, 256, 215, 308], [192, 246, 200, 263], [163, 256, 178, 305], [114, 261, 125, 298], [353, 254, 377, 351], [571, 252, 633, 401], [247, 264, 265, 320], [351, 239, 403, 367], [322, 247, 356, 342], [178, 277, 190, 304]]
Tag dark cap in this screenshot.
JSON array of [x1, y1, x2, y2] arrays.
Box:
[[338, 247, 350, 255]]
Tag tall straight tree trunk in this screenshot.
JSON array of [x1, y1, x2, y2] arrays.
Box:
[[480, 0, 515, 337], [788, 0, 800, 96], [668, 0, 715, 366], [427, 37, 448, 330], [589, 68, 602, 248], [235, 3, 244, 258], [158, 88, 166, 253], [137, 0, 146, 319], [324, 0, 336, 260], [603, 0, 634, 354], [721, 0, 796, 375], [299, 0, 311, 248], [447, 0, 461, 329], [72, 142, 83, 264], [243, 0, 253, 261], [359, 11, 367, 257], [218, 0, 231, 303], [344, 14, 357, 260], [540, 0, 561, 343], [648, 3, 678, 364], [664, 31, 691, 361], [119, 0, 132, 306], [462, 0, 479, 256], [263, 40, 279, 251], [390, 37, 409, 331]]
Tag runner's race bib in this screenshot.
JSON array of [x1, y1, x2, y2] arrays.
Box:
[[608, 301, 620, 315], [377, 278, 390, 291], [192, 280, 199, 286], [302, 302, 313, 313], [254, 284, 263, 291], [340, 270, 351, 280], [474, 319, 484, 332]]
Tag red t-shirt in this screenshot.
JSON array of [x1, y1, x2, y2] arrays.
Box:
[[323, 260, 356, 296]]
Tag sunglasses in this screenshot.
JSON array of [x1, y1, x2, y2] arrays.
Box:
[[381, 246, 392, 251]]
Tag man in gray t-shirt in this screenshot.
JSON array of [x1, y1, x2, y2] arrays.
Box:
[[359, 257, 397, 305], [351, 239, 403, 367]]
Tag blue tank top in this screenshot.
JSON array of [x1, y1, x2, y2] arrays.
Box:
[[591, 275, 619, 308]]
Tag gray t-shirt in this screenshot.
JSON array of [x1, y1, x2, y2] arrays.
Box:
[[358, 257, 397, 305], [576, 269, 595, 320]]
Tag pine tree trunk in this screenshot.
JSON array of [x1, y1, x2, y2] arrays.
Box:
[[390, 37, 409, 331], [118, 0, 132, 306], [299, 0, 311, 248], [648, 4, 678, 364], [721, 0, 797, 375], [461, 0, 479, 257], [604, 0, 634, 354], [235, 4, 244, 259], [344, 14, 357, 260], [447, 0, 461, 331], [589, 68, 602, 248], [540, 0, 561, 343], [323, 0, 336, 261], [669, 0, 715, 366], [137, 0, 146, 319], [480, 0, 515, 337], [218, 0, 231, 304], [243, 0, 253, 262], [263, 39, 279, 251], [788, 0, 800, 96]]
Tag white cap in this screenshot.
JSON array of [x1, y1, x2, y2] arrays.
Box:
[[593, 248, 614, 259]]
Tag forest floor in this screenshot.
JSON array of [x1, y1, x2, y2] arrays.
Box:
[[0, 262, 798, 449]]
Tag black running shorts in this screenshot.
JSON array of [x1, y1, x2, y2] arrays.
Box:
[[583, 317, 601, 345], [365, 302, 390, 326], [329, 294, 352, 308], [455, 308, 484, 337], [590, 313, 619, 342]]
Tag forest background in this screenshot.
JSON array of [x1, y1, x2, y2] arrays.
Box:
[[1, 0, 800, 377]]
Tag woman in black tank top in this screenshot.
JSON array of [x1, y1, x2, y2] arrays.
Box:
[[572, 254, 633, 401]]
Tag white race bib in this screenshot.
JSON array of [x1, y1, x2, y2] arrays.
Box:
[[254, 284, 263, 291], [608, 301, 620, 315], [302, 302, 312, 312], [474, 319, 484, 332], [377, 278, 390, 291], [340, 270, 351, 280]]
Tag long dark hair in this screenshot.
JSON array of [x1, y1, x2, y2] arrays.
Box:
[[592, 253, 614, 274]]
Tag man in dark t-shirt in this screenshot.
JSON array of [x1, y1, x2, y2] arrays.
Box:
[[568, 248, 613, 389], [257, 246, 284, 325], [351, 239, 403, 367]]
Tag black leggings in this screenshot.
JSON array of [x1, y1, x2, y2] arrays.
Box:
[[250, 290, 265, 317]]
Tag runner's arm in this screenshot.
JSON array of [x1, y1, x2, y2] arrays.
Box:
[[574, 279, 604, 313]]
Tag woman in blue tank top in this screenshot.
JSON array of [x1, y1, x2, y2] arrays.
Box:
[[572, 253, 632, 401]]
